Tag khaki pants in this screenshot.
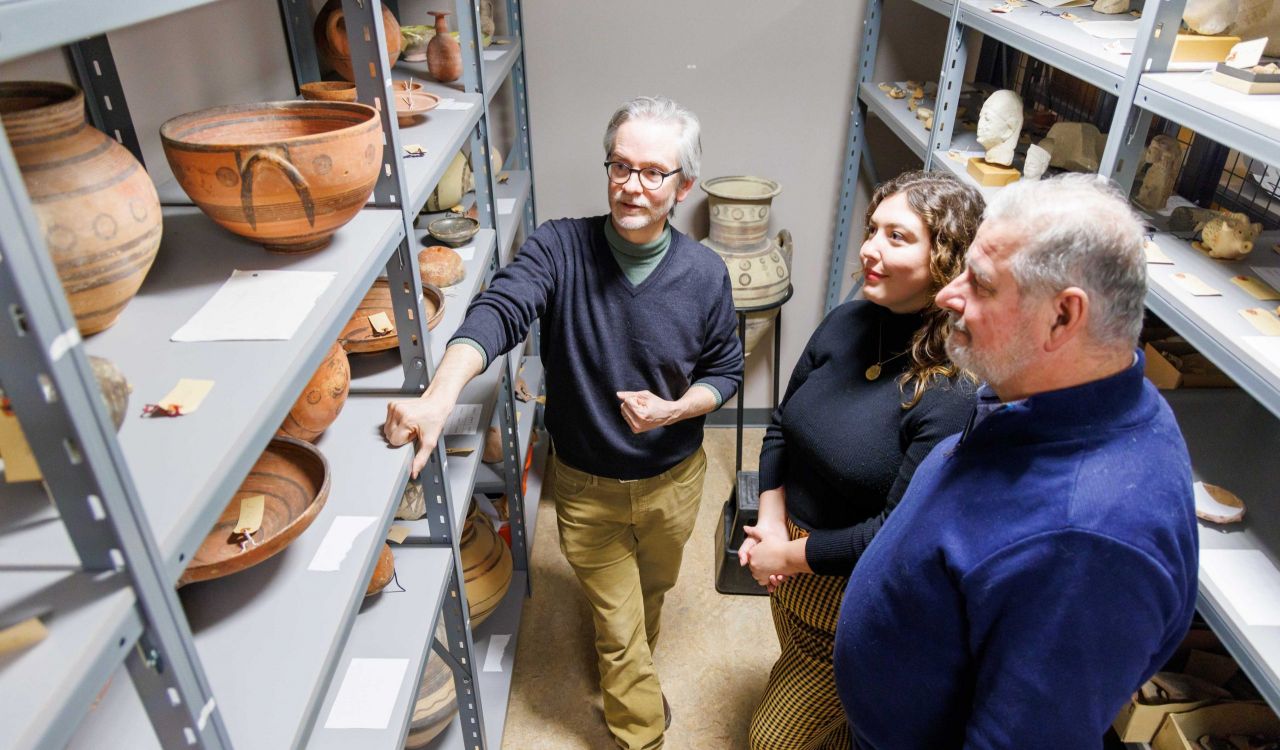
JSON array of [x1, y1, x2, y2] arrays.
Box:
[[551, 448, 707, 750]]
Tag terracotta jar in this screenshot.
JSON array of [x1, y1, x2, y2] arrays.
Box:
[[278, 341, 350, 442], [406, 642, 457, 748], [460, 504, 512, 625], [427, 12, 462, 83], [700, 176, 792, 357], [313, 0, 401, 82], [364, 543, 395, 597], [0, 82, 162, 336], [418, 245, 465, 287]]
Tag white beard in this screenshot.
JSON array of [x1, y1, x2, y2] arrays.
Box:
[[945, 320, 1037, 386]]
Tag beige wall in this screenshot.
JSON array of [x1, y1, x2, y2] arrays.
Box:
[[521, 0, 951, 409]]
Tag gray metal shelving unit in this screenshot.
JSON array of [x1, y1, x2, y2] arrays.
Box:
[[830, 0, 1280, 727], [0, 0, 543, 748]]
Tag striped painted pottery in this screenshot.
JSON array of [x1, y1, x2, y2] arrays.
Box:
[[0, 81, 162, 335], [461, 504, 512, 626], [700, 176, 793, 357], [405, 645, 457, 748], [160, 101, 382, 253], [277, 341, 349, 442]]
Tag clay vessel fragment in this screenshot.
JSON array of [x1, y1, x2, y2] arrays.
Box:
[[0, 81, 162, 335]]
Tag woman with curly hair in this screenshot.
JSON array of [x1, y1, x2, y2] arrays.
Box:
[[741, 170, 984, 749]]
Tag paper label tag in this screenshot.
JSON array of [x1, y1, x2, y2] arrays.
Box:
[[234, 495, 265, 535], [158, 379, 215, 414], [368, 312, 393, 335], [1170, 272, 1221, 296], [1240, 307, 1280, 336], [1232, 275, 1280, 300], [0, 405, 41, 482], [444, 404, 483, 435], [386, 525, 410, 544], [1225, 37, 1267, 68], [1143, 241, 1174, 264], [1250, 266, 1280, 293]]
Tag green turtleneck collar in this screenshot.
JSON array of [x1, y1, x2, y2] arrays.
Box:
[[604, 219, 671, 285]]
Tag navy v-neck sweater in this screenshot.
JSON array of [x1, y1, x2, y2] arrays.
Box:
[[758, 300, 977, 575], [835, 353, 1198, 750], [453, 216, 742, 479]]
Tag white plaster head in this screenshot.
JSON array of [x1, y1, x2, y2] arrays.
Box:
[[1024, 143, 1051, 180], [977, 89, 1023, 167], [1183, 0, 1241, 35], [1094, 0, 1130, 13]]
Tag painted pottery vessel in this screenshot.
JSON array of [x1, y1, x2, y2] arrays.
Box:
[[405, 646, 457, 748], [426, 12, 462, 83], [0, 81, 162, 335], [179, 437, 330, 586], [160, 101, 383, 253], [700, 176, 792, 357], [314, 0, 401, 82], [461, 504, 512, 625], [365, 543, 395, 597], [278, 341, 350, 442]]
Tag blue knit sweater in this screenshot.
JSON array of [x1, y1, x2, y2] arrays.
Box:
[[834, 352, 1198, 750], [453, 216, 742, 479]]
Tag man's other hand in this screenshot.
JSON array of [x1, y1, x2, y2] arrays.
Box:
[[617, 390, 681, 434]]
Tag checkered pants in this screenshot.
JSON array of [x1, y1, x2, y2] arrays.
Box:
[[748, 520, 853, 750]]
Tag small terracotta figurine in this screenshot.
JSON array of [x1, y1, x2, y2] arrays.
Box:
[[1135, 134, 1181, 212], [1200, 211, 1263, 259]]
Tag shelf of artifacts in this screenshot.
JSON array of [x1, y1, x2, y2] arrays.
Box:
[[53, 205, 404, 585], [475, 355, 543, 493], [1135, 71, 1280, 175], [422, 169, 532, 264], [0, 476, 142, 750], [394, 35, 523, 109], [861, 79, 990, 162], [1142, 226, 1280, 420], [0, 0, 223, 64]]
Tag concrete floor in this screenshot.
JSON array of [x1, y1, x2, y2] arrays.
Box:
[[502, 427, 777, 749]]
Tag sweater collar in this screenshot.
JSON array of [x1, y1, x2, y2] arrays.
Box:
[[958, 348, 1154, 447], [604, 217, 671, 259]]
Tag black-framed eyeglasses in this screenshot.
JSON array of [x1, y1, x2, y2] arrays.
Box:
[[604, 161, 683, 190]]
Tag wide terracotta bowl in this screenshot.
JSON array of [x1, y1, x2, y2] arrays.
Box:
[[160, 101, 383, 253], [299, 81, 358, 103], [339, 279, 444, 353], [179, 437, 330, 586]]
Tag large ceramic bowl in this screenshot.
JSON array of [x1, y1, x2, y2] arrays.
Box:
[[299, 81, 358, 103], [160, 101, 383, 253], [179, 437, 330, 586], [339, 279, 444, 353]]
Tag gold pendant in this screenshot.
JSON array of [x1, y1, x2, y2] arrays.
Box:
[[865, 364, 882, 381]]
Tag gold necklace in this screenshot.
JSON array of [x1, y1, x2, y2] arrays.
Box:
[[865, 319, 910, 381]]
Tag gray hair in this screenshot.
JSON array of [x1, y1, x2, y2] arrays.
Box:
[[603, 95, 702, 185], [985, 173, 1147, 348]]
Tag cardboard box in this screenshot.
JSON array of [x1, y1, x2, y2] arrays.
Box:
[[1112, 650, 1238, 742], [1212, 62, 1280, 95], [1151, 702, 1280, 750]]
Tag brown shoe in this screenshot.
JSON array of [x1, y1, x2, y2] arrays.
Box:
[[663, 693, 671, 730]]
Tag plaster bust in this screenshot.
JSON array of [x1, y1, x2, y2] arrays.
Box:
[[977, 90, 1023, 167], [1024, 143, 1051, 181]]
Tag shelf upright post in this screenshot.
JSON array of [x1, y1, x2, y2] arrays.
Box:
[[1098, 0, 1184, 192], [505, 0, 537, 238], [824, 0, 882, 316], [0, 130, 230, 750], [67, 35, 146, 168], [926, 0, 968, 171], [276, 0, 321, 89]]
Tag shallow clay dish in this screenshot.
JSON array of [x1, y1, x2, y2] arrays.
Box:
[[339, 279, 445, 353], [299, 81, 358, 103], [394, 89, 440, 125], [427, 216, 479, 247], [179, 437, 330, 586]]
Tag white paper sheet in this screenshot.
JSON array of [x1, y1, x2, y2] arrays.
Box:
[[435, 98, 475, 111], [1200, 549, 1280, 627], [483, 634, 512, 672], [323, 658, 409, 729], [497, 198, 517, 215], [1243, 336, 1280, 372], [454, 244, 477, 262], [444, 404, 483, 435], [482, 50, 505, 61], [171, 270, 335, 342], [1076, 20, 1140, 39], [1250, 266, 1280, 295], [308, 515, 378, 572]]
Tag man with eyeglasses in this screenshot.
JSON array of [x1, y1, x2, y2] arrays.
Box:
[[385, 95, 742, 750]]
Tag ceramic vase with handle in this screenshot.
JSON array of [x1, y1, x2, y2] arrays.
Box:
[[426, 12, 463, 83], [0, 81, 162, 336], [700, 176, 792, 358]]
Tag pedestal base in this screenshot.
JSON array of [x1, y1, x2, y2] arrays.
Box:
[[967, 157, 1021, 187]]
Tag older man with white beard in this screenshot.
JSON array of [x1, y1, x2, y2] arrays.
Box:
[[384, 96, 741, 750], [832, 174, 1198, 750]]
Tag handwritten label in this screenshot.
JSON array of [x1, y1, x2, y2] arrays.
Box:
[[159, 379, 215, 414], [386, 525, 411, 544], [1231, 275, 1280, 300], [1170, 272, 1221, 297], [368, 312, 393, 335], [1239, 308, 1280, 336], [234, 495, 265, 535]]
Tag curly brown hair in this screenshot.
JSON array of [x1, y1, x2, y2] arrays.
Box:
[[862, 170, 984, 408]]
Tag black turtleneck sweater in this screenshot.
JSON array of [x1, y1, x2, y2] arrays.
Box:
[[757, 300, 976, 576]]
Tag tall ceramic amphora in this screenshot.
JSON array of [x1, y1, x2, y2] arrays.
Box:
[[700, 176, 792, 357], [0, 81, 161, 335]]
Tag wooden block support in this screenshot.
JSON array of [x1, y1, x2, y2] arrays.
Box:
[[966, 157, 1021, 187], [1171, 34, 1240, 63]]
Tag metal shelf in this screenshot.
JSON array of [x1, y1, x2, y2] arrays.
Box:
[[859, 81, 932, 161], [930, 130, 1002, 199], [1144, 230, 1280, 423], [347, 228, 498, 393], [0, 0, 222, 63], [910, 0, 954, 16], [0, 567, 141, 750], [394, 36, 522, 108], [957, 0, 1129, 93], [0, 477, 78, 567], [1162, 388, 1280, 715], [304, 545, 453, 750], [496, 170, 532, 263], [1136, 73, 1280, 169], [66, 665, 161, 749], [74, 207, 403, 584], [475, 354, 542, 493]]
